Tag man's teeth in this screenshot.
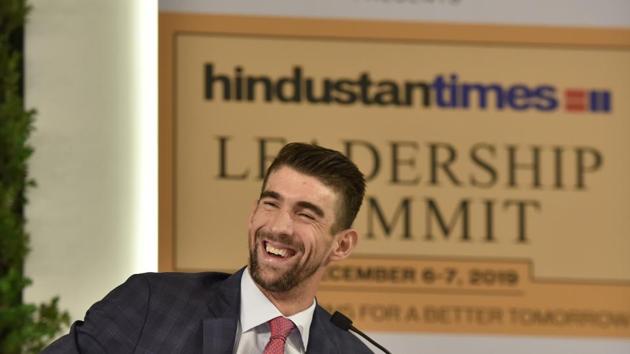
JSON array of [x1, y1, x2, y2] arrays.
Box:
[[266, 243, 288, 257]]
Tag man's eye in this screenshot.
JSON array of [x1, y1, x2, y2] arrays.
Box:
[[299, 213, 315, 220], [262, 201, 278, 208]]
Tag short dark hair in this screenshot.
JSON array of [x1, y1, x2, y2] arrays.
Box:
[[261, 143, 365, 233]]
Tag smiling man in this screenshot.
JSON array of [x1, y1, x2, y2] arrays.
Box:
[[43, 143, 372, 354]]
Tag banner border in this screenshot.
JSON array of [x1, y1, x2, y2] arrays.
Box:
[[158, 12, 630, 273]]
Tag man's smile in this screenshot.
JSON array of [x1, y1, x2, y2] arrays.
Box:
[[263, 240, 297, 259]]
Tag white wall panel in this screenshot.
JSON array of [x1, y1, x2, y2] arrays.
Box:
[[24, 0, 157, 322]]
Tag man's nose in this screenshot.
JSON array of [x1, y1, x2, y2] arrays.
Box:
[[269, 209, 294, 236]]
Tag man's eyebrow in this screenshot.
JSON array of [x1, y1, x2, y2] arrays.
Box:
[[259, 190, 324, 218], [260, 190, 281, 200], [296, 201, 324, 218]]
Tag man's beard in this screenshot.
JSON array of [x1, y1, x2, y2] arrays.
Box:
[[249, 229, 321, 292]]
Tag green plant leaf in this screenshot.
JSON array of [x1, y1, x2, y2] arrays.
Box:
[[0, 1, 70, 353]]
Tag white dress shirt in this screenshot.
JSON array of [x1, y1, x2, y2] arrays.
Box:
[[233, 268, 316, 354]]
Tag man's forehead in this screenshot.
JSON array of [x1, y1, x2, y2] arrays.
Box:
[[264, 167, 339, 205]]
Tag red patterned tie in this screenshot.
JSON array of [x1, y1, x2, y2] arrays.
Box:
[[263, 316, 295, 354]]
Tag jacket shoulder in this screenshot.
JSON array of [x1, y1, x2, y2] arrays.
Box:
[[129, 271, 233, 314], [41, 271, 234, 353], [138, 271, 231, 292]]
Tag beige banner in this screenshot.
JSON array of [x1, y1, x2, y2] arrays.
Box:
[[159, 13, 630, 337]]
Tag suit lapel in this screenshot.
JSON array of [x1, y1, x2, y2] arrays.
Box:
[[202, 318, 238, 354], [306, 306, 338, 354], [202, 269, 244, 354]]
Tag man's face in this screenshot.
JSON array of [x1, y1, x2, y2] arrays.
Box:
[[248, 166, 340, 293]]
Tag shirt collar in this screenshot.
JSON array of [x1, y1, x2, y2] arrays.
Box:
[[240, 267, 316, 350]]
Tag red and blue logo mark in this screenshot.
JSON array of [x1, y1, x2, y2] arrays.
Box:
[[564, 89, 612, 113]]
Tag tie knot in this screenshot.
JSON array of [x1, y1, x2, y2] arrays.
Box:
[[268, 316, 295, 339]]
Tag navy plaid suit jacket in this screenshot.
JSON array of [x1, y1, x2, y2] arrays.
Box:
[[42, 269, 373, 353]]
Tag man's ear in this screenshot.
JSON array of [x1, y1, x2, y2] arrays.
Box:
[[328, 229, 358, 262]]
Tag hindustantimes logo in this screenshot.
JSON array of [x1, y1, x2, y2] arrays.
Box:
[[204, 63, 613, 114]]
